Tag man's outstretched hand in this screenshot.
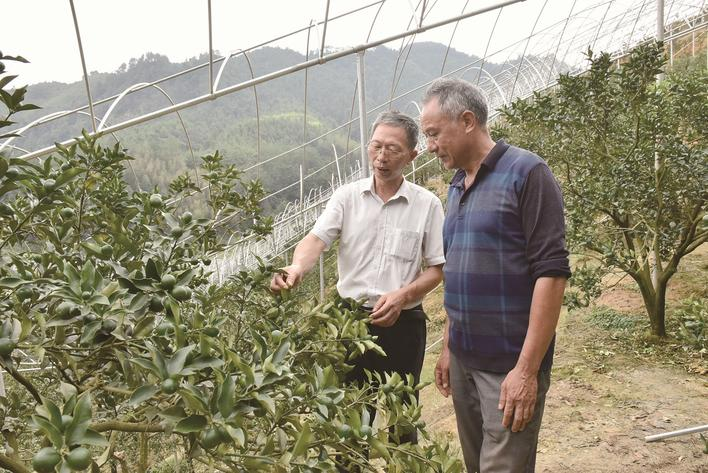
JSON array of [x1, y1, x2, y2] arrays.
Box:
[[270, 264, 305, 292], [369, 289, 407, 327]]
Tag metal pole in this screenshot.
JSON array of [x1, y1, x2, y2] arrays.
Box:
[[68, 0, 96, 133], [656, 0, 664, 42], [319, 253, 325, 301], [299, 164, 305, 234], [669, 37, 673, 66], [17, 0, 524, 162], [645, 424, 708, 442], [356, 51, 370, 178], [412, 158, 417, 184], [332, 144, 342, 187], [657, 0, 665, 81], [652, 0, 664, 289], [208, 0, 214, 94], [320, 0, 331, 59]]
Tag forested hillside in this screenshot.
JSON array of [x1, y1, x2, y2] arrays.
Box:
[[12, 43, 534, 210]]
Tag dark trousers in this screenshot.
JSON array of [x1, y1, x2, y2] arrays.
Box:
[[345, 306, 427, 444]]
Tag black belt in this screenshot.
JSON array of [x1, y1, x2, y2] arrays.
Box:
[[361, 304, 423, 312], [361, 304, 426, 322]]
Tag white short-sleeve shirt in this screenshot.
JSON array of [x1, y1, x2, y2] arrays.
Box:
[[311, 177, 445, 309]]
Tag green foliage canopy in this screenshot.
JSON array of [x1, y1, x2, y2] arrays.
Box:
[[496, 42, 707, 337], [0, 52, 461, 473]]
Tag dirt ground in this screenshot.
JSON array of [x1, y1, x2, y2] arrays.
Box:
[[418, 248, 708, 473]]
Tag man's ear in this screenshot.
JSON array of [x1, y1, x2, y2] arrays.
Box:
[[408, 148, 418, 164], [461, 110, 477, 133]]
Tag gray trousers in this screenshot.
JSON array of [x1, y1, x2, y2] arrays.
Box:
[[450, 352, 551, 473]]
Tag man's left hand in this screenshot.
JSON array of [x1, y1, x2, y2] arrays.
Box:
[[369, 289, 407, 327], [498, 366, 538, 432]]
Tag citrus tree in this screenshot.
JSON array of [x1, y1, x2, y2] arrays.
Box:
[[496, 42, 707, 337], [0, 52, 461, 472]]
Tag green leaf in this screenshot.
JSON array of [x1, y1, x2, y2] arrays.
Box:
[[32, 415, 63, 448], [54, 167, 85, 188], [253, 393, 275, 415], [81, 429, 109, 447], [145, 258, 160, 280], [133, 314, 155, 338], [79, 321, 102, 345], [174, 415, 207, 433], [177, 388, 209, 413], [130, 358, 160, 376], [80, 261, 96, 290], [0, 182, 18, 198], [60, 382, 78, 402], [227, 426, 245, 448], [156, 405, 187, 423], [16, 103, 40, 112], [73, 392, 92, 424], [180, 356, 223, 374], [87, 294, 110, 306], [272, 341, 290, 364], [291, 421, 311, 458], [167, 345, 194, 376], [129, 385, 159, 406], [0, 75, 17, 89], [80, 242, 103, 258], [42, 399, 63, 427], [218, 375, 236, 418], [369, 438, 391, 461], [2, 54, 29, 63], [151, 349, 168, 379], [0, 277, 25, 289], [128, 293, 148, 312], [175, 269, 195, 286], [66, 420, 90, 449]]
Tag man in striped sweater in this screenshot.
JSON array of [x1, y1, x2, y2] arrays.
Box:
[[421, 77, 570, 473]]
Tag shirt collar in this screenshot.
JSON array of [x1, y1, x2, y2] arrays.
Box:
[[450, 139, 510, 189], [360, 176, 412, 202]]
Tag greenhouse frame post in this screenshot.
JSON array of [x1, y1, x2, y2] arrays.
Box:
[[68, 0, 96, 133], [357, 51, 370, 178], [319, 254, 325, 301]]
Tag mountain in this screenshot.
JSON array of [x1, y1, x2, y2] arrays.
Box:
[[9, 43, 527, 210]]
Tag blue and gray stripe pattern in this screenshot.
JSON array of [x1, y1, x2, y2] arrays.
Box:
[[443, 141, 570, 373]]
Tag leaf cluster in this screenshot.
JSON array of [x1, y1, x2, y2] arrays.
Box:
[[496, 42, 707, 318], [0, 54, 461, 472]]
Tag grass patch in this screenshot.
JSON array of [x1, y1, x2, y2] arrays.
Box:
[[587, 306, 645, 331]]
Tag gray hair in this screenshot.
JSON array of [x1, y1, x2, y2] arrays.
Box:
[[371, 111, 418, 149], [422, 77, 489, 127]]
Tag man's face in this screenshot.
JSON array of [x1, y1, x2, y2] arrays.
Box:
[[420, 97, 468, 170], [367, 124, 416, 184]]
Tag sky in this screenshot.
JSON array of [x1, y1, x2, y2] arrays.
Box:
[[1, 0, 677, 88], [2, 0, 546, 85]]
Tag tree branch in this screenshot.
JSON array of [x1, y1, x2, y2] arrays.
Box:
[[2, 365, 42, 404], [91, 421, 165, 433], [684, 233, 707, 254], [0, 453, 30, 473]]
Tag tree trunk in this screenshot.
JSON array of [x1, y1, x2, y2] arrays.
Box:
[[634, 271, 667, 337], [649, 281, 667, 337]]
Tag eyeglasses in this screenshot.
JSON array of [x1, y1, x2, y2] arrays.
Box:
[[366, 142, 406, 157]]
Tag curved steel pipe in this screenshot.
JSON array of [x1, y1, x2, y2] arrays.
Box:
[[97, 82, 198, 187], [213, 49, 262, 170]]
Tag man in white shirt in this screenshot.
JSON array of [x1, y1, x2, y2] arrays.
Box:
[[270, 111, 445, 444]]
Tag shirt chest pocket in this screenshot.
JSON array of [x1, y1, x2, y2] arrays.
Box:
[[385, 228, 421, 261]]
